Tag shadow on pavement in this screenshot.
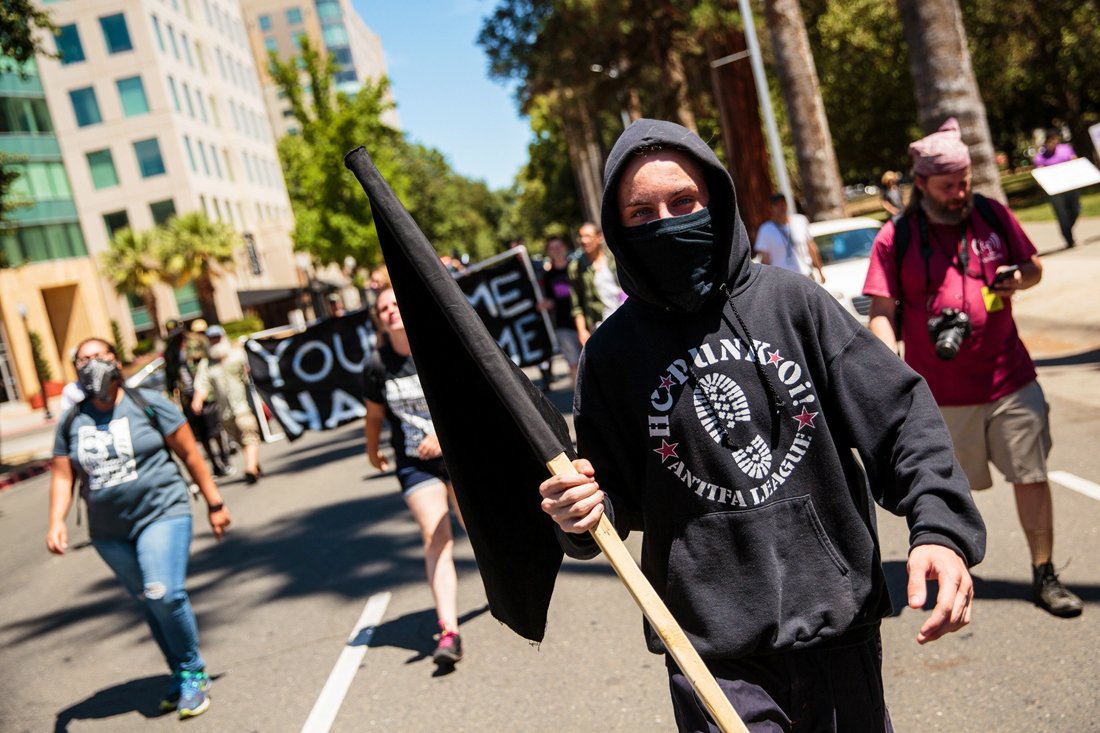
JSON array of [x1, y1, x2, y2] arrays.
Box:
[[369, 605, 490, 664], [1034, 347, 1100, 368], [882, 560, 936, 617], [971, 573, 1100, 604], [52, 674, 170, 731]]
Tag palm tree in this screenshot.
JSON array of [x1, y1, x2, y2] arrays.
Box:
[[896, 0, 1005, 202], [101, 227, 163, 341], [159, 212, 239, 322], [763, 0, 846, 221]]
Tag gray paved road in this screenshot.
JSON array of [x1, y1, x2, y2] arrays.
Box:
[[2, 244, 1098, 733]]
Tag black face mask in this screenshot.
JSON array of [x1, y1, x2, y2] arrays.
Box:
[[76, 358, 121, 401], [620, 207, 716, 312]]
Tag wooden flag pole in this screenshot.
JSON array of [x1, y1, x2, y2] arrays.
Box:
[[546, 453, 748, 733]]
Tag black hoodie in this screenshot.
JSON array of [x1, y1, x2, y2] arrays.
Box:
[[562, 119, 986, 660]]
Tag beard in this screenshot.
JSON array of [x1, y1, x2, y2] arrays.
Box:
[[920, 190, 971, 225]]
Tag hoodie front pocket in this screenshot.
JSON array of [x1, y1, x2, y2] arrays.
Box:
[[664, 494, 859, 658]]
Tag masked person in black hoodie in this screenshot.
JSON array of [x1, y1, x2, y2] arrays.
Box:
[[538, 120, 987, 732]]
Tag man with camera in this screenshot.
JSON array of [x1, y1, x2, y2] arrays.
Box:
[[864, 118, 1082, 618]]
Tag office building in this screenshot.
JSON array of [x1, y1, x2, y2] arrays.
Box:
[[239, 0, 396, 137], [32, 0, 304, 351]]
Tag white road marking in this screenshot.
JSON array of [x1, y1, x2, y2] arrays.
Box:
[[1049, 471, 1100, 502], [301, 592, 391, 733]]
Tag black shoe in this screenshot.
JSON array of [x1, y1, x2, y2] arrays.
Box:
[[215, 464, 236, 478], [432, 625, 463, 666], [1033, 562, 1083, 618]]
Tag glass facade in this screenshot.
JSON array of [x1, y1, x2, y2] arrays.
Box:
[[0, 96, 53, 133], [99, 13, 134, 54], [55, 24, 86, 64], [69, 86, 102, 127], [116, 76, 149, 117], [1, 223, 87, 266], [133, 138, 166, 177], [86, 149, 119, 189]]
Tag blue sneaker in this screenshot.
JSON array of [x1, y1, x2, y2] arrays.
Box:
[[177, 670, 212, 719], [158, 671, 183, 713]]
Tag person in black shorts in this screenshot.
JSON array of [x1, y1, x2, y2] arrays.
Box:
[[363, 287, 466, 667]]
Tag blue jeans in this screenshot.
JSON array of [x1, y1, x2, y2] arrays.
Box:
[[93, 514, 205, 673]]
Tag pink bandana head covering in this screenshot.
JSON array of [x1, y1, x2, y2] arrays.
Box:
[[909, 117, 971, 177]]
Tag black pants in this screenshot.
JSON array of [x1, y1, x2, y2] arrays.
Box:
[[668, 632, 893, 733]]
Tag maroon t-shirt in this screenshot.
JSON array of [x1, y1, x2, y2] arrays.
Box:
[[863, 200, 1037, 406]]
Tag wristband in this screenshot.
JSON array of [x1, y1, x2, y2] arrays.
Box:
[[208, 502, 225, 513]]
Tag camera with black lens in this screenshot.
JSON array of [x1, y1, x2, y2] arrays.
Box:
[[927, 308, 972, 360]]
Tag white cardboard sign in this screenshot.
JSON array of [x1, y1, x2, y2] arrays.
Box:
[[1031, 157, 1100, 195]]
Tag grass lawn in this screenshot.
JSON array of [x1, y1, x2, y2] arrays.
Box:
[[1010, 188, 1100, 222]]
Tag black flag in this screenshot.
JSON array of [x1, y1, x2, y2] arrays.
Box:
[[344, 147, 569, 642]]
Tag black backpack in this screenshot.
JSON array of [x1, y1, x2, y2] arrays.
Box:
[[890, 192, 1008, 337]]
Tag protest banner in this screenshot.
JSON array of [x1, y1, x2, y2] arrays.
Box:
[[1031, 157, 1100, 195], [455, 248, 557, 368], [245, 309, 375, 440]]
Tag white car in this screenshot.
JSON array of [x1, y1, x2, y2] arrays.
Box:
[[809, 216, 883, 324]]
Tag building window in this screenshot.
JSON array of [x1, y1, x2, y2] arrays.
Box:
[[150, 198, 176, 225], [174, 282, 202, 319], [215, 48, 226, 78], [181, 33, 194, 66], [56, 24, 85, 64], [208, 95, 220, 127], [86, 149, 119, 189], [211, 147, 222, 178], [69, 87, 102, 127], [181, 81, 195, 117], [196, 140, 210, 174], [182, 135, 197, 172], [150, 14, 165, 52], [258, 14, 272, 31], [286, 7, 303, 24], [195, 41, 207, 74], [167, 75, 181, 111], [0, 96, 54, 134], [7, 161, 71, 200], [1, 223, 87, 266], [167, 23, 179, 59], [292, 31, 307, 49], [332, 47, 352, 65], [133, 138, 166, 178], [317, 0, 340, 22], [196, 93, 208, 123], [99, 14, 133, 54], [322, 23, 348, 47], [264, 37, 277, 52], [116, 76, 149, 117], [104, 209, 130, 240], [223, 148, 234, 180]]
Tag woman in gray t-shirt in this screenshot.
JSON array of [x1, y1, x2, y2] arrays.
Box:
[[47, 337, 231, 720]]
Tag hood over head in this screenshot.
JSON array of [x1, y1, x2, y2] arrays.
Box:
[[600, 119, 753, 310]]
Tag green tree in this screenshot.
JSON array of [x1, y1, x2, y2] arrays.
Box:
[[271, 36, 503, 266], [0, 0, 56, 74], [101, 228, 163, 340], [158, 211, 239, 322]]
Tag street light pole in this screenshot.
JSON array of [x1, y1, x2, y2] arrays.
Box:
[[16, 303, 53, 420]]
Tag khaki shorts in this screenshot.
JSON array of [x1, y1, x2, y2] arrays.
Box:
[[940, 380, 1051, 490], [224, 411, 261, 447]]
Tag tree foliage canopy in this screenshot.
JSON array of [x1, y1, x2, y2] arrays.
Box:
[[270, 37, 505, 269]]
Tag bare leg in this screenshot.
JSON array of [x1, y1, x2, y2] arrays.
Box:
[[1013, 481, 1053, 565], [243, 444, 261, 475], [405, 483, 459, 632]]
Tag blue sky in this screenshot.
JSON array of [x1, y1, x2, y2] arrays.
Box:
[[351, 0, 531, 190]]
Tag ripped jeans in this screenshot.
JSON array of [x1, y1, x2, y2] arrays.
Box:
[[93, 514, 205, 673]]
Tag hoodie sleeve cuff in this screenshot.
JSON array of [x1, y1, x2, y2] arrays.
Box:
[[910, 533, 972, 567]]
